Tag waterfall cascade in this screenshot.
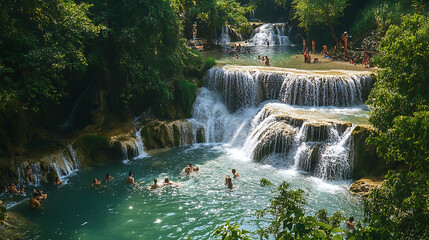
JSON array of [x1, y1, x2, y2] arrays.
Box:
[[206, 66, 374, 112], [219, 26, 230, 44], [110, 128, 148, 162], [249, 23, 290, 46], [193, 66, 374, 180], [16, 145, 81, 185]]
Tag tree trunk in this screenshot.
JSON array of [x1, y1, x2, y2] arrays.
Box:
[[327, 16, 338, 46]]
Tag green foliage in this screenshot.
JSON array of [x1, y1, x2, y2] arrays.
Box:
[[0, 0, 103, 112], [175, 79, 197, 117], [200, 57, 217, 77], [174, 0, 248, 44], [350, 0, 428, 37], [291, 0, 349, 43], [259, 178, 272, 187], [212, 181, 350, 240], [212, 221, 252, 240], [365, 14, 429, 239]]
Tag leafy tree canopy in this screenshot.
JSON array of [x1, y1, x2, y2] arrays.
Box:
[[365, 14, 429, 239]]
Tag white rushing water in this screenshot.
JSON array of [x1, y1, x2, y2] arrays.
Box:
[[120, 128, 148, 163], [192, 66, 373, 180], [249, 23, 290, 46], [206, 66, 374, 111], [218, 26, 230, 44]]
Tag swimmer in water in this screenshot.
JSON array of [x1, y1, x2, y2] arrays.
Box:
[[104, 173, 113, 182], [232, 169, 239, 178], [29, 193, 41, 209], [92, 178, 102, 187], [19, 185, 25, 194], [126, 171, 135, 184], [163, 178, 184, 187], [54, 177, 63, 186], [184, 163, 199, 175], [149, 178, 160, 190], [225, 175, 233, 189]]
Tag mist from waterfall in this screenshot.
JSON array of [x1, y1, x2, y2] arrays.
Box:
[[249, 23, 290, 46]]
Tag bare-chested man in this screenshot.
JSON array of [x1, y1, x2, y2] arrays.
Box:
[[25, 166, 34, 184], [225, 175, 233, 189], [342, 32, 349, 52], [29, 193, 41, 209], [126, 171, 135, 184]]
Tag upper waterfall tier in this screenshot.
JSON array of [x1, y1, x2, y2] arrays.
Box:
[[205, 66, 375, 111], [249, 23, 290, 46]]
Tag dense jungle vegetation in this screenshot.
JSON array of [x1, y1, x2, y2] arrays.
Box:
[[0, 0, 428, 239]]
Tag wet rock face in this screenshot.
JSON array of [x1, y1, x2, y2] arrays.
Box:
[[141, 120, 205, 150], [352, 125, 385, 178], [350, 178, 383, 197]]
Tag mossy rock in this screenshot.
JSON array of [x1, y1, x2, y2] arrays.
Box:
[[352, 125, 386, 179]]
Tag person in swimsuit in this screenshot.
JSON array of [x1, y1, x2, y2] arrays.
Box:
[[265, 56, 270, 66], [8, 183, 18, 194], [302, 39, 306, 53], [25, 166, 34, 184]]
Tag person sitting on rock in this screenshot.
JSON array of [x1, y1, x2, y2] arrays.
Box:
[[54, 177, 63, 186], [29, 193, 41, 209], [19, 185, 25, 194], [8, 183, 19, 194]]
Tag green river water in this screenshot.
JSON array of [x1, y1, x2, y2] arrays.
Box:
[[8, 145, 362, 239], [3, 44, 370, 239]]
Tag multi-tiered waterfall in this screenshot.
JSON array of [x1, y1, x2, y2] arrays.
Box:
[[249, 23, 290, 46], [192, 66, 374, 180]]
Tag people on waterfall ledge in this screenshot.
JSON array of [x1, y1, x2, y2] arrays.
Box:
[[265, 56, 270, 66], [25, 166, 34, 184], [54, 177, 63, 186]]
